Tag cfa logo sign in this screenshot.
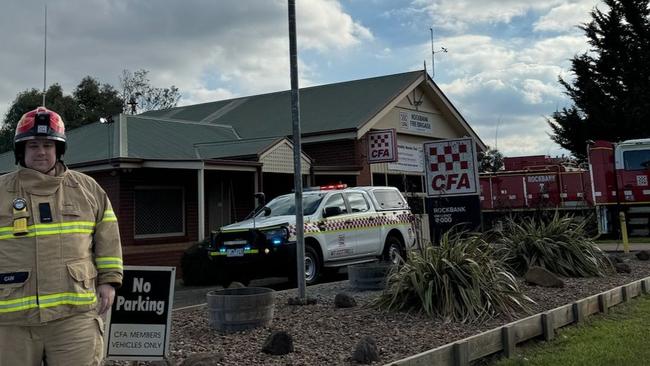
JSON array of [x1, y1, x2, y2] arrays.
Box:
[[367, 129, 398, 163], [424, 138, 480, 197]]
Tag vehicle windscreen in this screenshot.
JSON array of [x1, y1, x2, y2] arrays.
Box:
[[257, 193, 326, 217], [623, 149, 650, 170]]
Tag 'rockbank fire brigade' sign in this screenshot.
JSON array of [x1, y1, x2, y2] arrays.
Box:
[[424, 138, 480, 197], [367, 129, 398, 163], [105, 266, 175, 362]]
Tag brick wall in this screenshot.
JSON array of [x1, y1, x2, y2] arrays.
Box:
[[303, 140, 357, 166], [111, 168, 199, 247]]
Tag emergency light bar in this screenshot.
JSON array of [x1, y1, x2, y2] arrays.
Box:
[[303, 183, 348, 192]]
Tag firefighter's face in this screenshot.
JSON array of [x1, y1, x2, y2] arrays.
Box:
[[24, 138, 56, 175]]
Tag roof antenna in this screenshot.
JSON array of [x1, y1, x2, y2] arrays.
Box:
[[42, 4, 48, 107], [430, 27, 447, 79]]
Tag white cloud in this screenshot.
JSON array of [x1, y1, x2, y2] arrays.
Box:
[[412, 0, 565, 32], [534, 1, 602, 32], [0, 0, 371, 122], [432, 30, 592, 156]]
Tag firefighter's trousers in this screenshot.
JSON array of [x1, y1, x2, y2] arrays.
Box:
[[0, 311, 104, 366]]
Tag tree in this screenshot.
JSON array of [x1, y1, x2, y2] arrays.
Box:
[[0, 78, 124, 153], [119, 69, 181, 114], [0, 84, 81, 153], [548, 0, 650, 161], [73, 77, 124, 129], [0, 70, 179, 153], [478, 146, 504, 173]]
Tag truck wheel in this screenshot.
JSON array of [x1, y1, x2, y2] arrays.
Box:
[[382, 236, 405, 264], [304, 245, 321, 285]]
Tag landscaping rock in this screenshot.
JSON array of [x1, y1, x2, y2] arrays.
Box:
[[352, 336, 380, 364], [334, 292, 357, 308], [524, 266, 564, 288], [608, 255, 624, 265], [228, 281, 246, 289], [262, 330, 294, 355], [179, 353, 223, 366], [615, 262, 632, 273], [636, 250, 650, 261]]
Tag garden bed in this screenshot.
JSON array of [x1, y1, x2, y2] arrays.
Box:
[[109, 258, 650, 365]]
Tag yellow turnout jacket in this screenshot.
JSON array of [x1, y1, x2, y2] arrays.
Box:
[[0, 163, 123, 325]]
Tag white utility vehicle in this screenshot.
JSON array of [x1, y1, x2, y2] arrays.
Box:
[[207, 185, 415, 285]]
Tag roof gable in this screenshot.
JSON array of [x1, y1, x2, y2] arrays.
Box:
[[143, 71, 424, 139]]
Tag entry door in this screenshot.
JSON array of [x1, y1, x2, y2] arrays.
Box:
[[208, 178, 231, 232]]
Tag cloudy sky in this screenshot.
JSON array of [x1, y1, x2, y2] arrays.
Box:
[[2, 0, 602, 157]]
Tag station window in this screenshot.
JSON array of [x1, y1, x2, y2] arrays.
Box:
[[134, 187, 185, 238], [372, 173, 387, 186]]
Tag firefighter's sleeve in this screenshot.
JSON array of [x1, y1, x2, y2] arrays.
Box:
[[93, 191, 123, 288]]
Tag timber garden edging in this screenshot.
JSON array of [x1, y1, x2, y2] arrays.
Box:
[[385, 276, 650, 366]]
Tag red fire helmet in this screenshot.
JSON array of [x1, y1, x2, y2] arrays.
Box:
[[14, 107, 67, 164]]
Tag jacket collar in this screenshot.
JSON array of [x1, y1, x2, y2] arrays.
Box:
[[16, 162, 68, 195]]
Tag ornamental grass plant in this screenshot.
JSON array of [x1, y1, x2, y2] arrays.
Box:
[[493, 212, 613, 277], [374, 230, 532, 324]]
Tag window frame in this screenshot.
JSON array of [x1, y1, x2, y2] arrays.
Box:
[[345, 192, 370, 213], [133, 185, 186, 239], [623, 149, 650, 171], [323, 193, 349, 217]]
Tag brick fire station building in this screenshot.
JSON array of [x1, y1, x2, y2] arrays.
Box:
[[0, 70, 485, 269]]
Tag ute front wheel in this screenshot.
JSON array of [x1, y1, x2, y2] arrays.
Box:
[[382, 235, 405, 264], [304, 245, 321, 285]]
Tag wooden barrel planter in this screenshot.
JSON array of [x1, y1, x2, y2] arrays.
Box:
[[348, 262, 393, 290], [206, 287, 275, 332]]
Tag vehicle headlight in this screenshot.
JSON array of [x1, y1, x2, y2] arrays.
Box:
[[262, 227, 289, 246]]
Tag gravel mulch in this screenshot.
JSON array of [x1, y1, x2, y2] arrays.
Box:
[[108, 257, 650, 366]]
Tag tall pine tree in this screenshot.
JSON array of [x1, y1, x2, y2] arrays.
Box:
[[549, 0, 650, 160]]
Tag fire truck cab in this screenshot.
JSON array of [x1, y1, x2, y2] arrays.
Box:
[[591, 138, 650, 236]]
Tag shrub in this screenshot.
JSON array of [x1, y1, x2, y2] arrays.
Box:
[[374, 230, 532, 323], [493, 212, 612, 277], [180, 239, 220, 286]]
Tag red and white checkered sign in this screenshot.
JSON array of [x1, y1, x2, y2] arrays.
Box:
[[424, 138, 479, 196], [367, 129, 397, 163]]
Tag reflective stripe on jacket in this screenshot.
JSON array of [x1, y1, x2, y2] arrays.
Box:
[[0, 163, 123, 325]]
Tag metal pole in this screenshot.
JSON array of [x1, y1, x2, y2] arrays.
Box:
[[43, 5, 47, 107], [288, 0, 306, 299], [429, 27, 434, 78]]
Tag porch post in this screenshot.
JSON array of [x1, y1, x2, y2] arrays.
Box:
[[198, 163, 205, 241]]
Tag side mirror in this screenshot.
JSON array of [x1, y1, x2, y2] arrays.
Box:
[[263, 207, 272, 216], [323, 206, 342, 218]]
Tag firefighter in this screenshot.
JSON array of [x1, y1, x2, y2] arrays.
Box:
[[0, 107, 123, 365]]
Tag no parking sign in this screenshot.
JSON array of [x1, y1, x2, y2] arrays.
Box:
[[105, 266, 175, 361]]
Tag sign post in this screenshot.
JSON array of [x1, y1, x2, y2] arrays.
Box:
[[105, 266, 175, 362], [423, 138, 482, 243]]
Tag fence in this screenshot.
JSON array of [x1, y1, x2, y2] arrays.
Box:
[[387, 276, 650, 366]]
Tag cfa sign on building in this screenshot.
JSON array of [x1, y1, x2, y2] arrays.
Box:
[[367, 129, 398, 163], [424, 138, 480, 197]]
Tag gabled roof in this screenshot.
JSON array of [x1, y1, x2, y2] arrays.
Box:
[[0, 70, 485, 173], [142, 71, 425, 139], [0, 115, 277, 173]]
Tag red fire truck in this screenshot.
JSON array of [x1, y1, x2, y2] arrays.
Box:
[[479, 138, 650, 236]]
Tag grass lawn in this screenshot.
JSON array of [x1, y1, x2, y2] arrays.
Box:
[[595, 237, 650, 244], [492, 295, 650, 366]]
